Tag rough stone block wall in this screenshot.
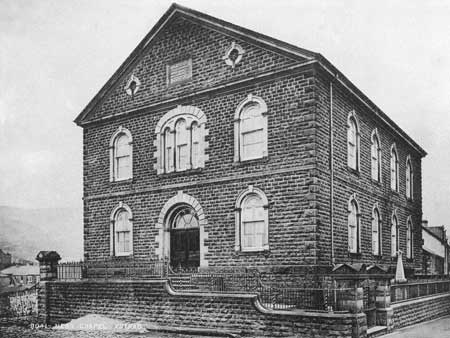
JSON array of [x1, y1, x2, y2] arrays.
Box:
[[41, 279, 366, 338], [83, 68, 321, 269], [391, 293, 450, 329], [314, 67, 423, 271]]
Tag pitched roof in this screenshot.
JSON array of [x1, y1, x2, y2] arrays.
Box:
[[0, 265, 39, 276], [74, 3, 426, 157]]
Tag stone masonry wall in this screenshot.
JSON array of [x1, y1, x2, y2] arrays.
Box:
[[391, 293, 450, 330], [83, 67, 322, 269], [313, 67, 423, 271], [41, 279, 366, 338]]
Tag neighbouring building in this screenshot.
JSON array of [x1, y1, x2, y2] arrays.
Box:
[[422, 221, 450, 275], [0, 249, 12, 270], [0, 264, 40, 286], [74, 4, 426, 282]]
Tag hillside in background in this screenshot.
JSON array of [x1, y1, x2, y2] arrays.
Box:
[[0, 206, 83, 262]]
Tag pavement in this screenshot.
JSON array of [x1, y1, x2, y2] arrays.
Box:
[[382, 315, 450, 338]]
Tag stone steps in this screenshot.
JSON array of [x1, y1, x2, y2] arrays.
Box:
[[367, 325, 387, 338]]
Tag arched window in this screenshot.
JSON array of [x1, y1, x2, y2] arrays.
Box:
[[406, 156, 413, 199], [234, 95, 268, 162], [110, 203, 133, 256], [390, 144, 399, 191], [347, 112, 359, 171], [372, 205, 382, 255], [371, 130, 381, 181], [155, 106, 208, 174], [175, 119, 189, 171], [406, 217, 413, 259], [391, 211, 399, 256], [109, 127, 133, 182], [191, 122, 201, 168], [163, 127, 174, 172], [235, 186, 269, 252], [348, 195, 360, 253]]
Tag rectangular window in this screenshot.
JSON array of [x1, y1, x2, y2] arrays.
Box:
[[177, 144, 189, 170], [116, 231, 130, 254], [116, 156, 130, 179], [167, 59, 192, 85]]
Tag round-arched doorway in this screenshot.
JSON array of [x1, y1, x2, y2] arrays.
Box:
[[167, 204, 200, 269]]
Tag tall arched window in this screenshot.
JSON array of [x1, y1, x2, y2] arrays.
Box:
[[109, 127, 133, 182], [164, 127, 174, 172], [390, 144, 399, 191], [371, 130, 381, 181], [372, 205, 382, 255], [175, 119, 189, 171], [234, 95, 268, 162], [155, 106, 208, 174], [406, 217, 413, 259], [110, 203, 133, 256], [406, 156, 413, 199], [235, 186, 269, 252], [347, 112, 359, 171], [348, 195, 360, 253], [391, 211, 399, 256]]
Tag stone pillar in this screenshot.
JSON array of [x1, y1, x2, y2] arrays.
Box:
[[375, 281, 394, 331], [36, 251, 61, 325], [36, 251, 61, 281], [341, 287, 364, 313]]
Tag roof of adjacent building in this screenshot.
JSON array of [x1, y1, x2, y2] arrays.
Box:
[[0, 264, 39, 276], [74, 3, 426, 157]]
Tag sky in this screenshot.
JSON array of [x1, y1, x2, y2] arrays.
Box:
[[1, 0, 450, 228]]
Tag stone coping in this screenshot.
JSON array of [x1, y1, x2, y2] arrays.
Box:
[[391, 292, 450, 307]]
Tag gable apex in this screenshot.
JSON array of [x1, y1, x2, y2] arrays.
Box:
[[74, 3, 318, 126]]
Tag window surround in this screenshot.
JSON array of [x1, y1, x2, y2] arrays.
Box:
[[406, 216, 413, 259], [234, 94, 268, 162], [347, 194, 361, 254], [372, 203, 382, 256], [110, 202, 133, 257], [347, 111, 360, 172], [391, 210, 399, 257], [371, 129, 382, 182], [406, 155, 414, 200], [109, 126, 133, 182], [235, 185, 269, 252], [154, 105, 209, 174], [390, 144, 399, 192]]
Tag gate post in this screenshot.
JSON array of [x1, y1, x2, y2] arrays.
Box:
[[36, 251, 61, 325]]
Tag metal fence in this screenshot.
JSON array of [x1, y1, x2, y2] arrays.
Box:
[[0, 284, 38, 318], [57, 260, 168, 280], [168, 271, 351, 312], [391, 280, 450, 303]]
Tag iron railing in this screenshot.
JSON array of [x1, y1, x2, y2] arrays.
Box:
[[57, 259, 168, 280], [0, 284, 38, 318], [391, 280, 450, 303], [168, 271, 351, 312]]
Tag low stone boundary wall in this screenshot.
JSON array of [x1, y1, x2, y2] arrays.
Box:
[[38, 279, 366, 337], [392, 293, 450, 329]]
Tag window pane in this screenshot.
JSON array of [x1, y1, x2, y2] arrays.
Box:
[[191, 123, 201, 168], [164, 129, 174, 171], [116, 156, 130, 179], [242, 130, 264, 159]]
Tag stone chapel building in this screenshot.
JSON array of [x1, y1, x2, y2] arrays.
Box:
[[74, 4, 426, 278]]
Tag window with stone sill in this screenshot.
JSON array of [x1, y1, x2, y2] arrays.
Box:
[[109, 127, 133, 182], [347, 111, 360, 172], [154, 105, 209, 174], [235, 186, 269, 252], [110, 203, 133, 257], [372, 204, 382, 256], [234, 95, 268, 162], [371, 129, 382, 182], [348, 194, 361, 254], [406, 216, 413, 259], [390, 144, 399, 192], [391, 210, 399, 257], [406, 156, 414, 200]]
